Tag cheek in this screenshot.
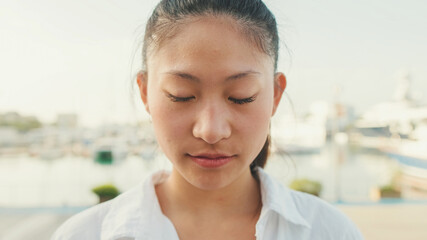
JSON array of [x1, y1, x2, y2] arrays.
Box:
[[151, 105, 188, 143], [234, 95, 273, 149], [249, 90, 274, 127], [150, 111, 189, 162], [147, 89, 188, 152]]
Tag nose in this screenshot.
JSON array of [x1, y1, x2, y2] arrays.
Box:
[[192, 102, 232, 144]]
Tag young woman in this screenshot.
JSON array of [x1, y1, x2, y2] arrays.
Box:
[[53, 0, 363, 239]]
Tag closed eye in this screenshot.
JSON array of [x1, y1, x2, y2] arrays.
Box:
[[166, 93, 195, 102], [228, 95, 257, 105]]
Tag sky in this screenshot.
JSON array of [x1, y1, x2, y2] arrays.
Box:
[[1, 0, 426, 127]]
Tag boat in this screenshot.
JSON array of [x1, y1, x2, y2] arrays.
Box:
[[384, 139, 427, 168], [382, 121, 427, 179], [92, 137, 129, 165], [350, 71, 427, 150], [271, 102, 328, 154]]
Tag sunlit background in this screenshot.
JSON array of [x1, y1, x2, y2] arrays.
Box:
[[1, 0, 427, 239]]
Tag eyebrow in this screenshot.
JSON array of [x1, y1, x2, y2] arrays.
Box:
[[163, 70, 260, 83]]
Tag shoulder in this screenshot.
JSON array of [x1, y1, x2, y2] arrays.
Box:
[[257, 168, 363, 239], [288, 189, 364, 239], [51, 200, 113, 240], [51, 173, 163, 240], [51, 179, 146, 240]]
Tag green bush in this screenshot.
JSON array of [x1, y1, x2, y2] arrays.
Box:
[[92, 184, 120, 199], [380, 185, 401, 198], [290, 178, 322, 197]]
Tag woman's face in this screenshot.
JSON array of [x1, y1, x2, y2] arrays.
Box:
[[138, 16, 286, 190]]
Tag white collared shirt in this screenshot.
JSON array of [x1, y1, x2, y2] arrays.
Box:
[[52, 168, 364, 239]]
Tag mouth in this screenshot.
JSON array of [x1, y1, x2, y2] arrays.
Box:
[[187, 153, 235, 168]]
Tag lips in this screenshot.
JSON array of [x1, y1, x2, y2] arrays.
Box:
[[188, 153, 235, 168]]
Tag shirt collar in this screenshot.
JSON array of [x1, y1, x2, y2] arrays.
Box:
[[257, 167, 311, 229], [100, 168, 311, 239], [101, 170, 174, 240]]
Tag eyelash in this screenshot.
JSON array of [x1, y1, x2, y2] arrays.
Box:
[[228, 96, 256, 105], [167, 94, 195, 102], [167, 94, 256, 105]]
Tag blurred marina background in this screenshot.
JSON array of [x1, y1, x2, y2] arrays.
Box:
[[1, 0, 427, 239]]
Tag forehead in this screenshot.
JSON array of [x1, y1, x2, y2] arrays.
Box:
[[146, 16, 274, 77]]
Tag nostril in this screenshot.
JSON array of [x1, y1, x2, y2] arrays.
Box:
[[192, 119, 231, 144]]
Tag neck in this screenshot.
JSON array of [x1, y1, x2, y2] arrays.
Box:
[[156, 168, 261, 219]]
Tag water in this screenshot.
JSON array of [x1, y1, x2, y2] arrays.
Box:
[[266, 143, 401, 203], [0, 142, 423, 208]]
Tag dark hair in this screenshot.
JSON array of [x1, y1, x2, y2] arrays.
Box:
[[142, 0, 279, 176]]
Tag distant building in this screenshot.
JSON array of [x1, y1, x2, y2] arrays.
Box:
[[0, 127, 21, 147], [56, 114, 78, 128]]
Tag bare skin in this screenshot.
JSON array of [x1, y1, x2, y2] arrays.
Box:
[[155, 168, 262, 239]]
